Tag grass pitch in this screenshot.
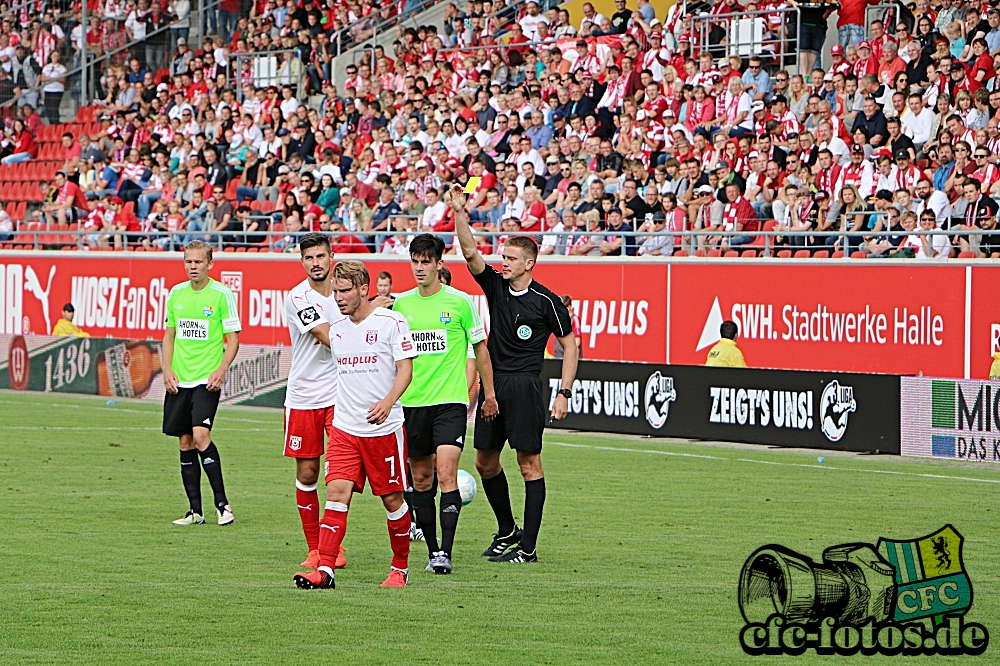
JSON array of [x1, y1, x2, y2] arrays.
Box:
[[1, 391, 998, 665]]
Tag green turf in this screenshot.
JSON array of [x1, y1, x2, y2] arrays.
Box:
[[0, 392, 997, 665]]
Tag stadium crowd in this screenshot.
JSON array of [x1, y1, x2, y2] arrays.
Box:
[[2, 0, 1000, 258]]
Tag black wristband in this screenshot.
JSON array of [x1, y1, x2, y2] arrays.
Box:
[[557, 388, 572, 399]]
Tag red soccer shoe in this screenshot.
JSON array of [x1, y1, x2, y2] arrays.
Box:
[[293, 568, 335, 589], [300, 550, 320, 569], [336, 546, 348, 569], [380, 569, 408, 588]]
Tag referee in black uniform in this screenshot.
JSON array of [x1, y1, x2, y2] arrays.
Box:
[[450, 184, 578, 563]]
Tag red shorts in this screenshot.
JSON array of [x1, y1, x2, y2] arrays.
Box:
[[283, 406, 335, 459], [325, 425, 410, 496]]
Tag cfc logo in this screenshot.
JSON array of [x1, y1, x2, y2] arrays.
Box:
[[644, 371, 676, 429], [203, 305, 214, 317], [289, 436, 302, 451], [820, 380, 856, 442]]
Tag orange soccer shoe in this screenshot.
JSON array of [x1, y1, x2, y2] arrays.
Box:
[[380, 569, 408, 588], [335, 546, 348, 569], [300, 550, 320, 569], [293, 568, 335, 589]]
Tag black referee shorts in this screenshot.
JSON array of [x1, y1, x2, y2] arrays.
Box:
[[473, 374, 545, 455], [163, 385, 221, 437], [404, 403, 469, 458]]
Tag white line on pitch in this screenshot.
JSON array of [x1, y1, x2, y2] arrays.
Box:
[[549, 441, 1000, 485]]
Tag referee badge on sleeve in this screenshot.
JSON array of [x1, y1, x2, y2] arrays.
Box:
[[297, 306, 320, 325]]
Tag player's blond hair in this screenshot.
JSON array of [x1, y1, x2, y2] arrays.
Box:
[[333, 260, 370, 290], [184, 240, 213, 261]]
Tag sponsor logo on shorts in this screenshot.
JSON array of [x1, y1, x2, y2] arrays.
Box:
[[366, 330, 378, 345], [289, 435, 302, 451], [297, 306, 320, 325], [517, 325, 532, 340]]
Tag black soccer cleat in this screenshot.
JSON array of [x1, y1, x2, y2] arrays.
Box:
[[490, 547, 538, 563], [481, 526, 522, 557], [293, 568, 335, 589]]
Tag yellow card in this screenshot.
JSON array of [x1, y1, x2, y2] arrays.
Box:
[[464, 177, 481, 194]]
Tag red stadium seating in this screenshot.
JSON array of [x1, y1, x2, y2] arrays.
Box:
[[793, 249, 810, 258], [812, 250, 830, 259], [958, 250, 976, 258]]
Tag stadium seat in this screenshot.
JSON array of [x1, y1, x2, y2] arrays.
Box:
[[707, 249, 722, 257], [225, 179, 238, 202], [741, 249, 757, 258], [673, 249, 689, 257], [777, 250, 792, 258], [694, 249, 706, 257], [831, 250, 845, 258], [247, 247, 259, 252], [850, 251, 868, 259], [235, 247, 247, 252], [751, 220, 777, 247], [793, 249, 811, 258], [812, 250, 830, 259], [724, 250, 738, 257], [958, 250, 976, 258], [223, 247, 235, 252]]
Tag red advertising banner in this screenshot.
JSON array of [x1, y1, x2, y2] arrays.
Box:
[[667, 263, 969, 378], [0, 253, 666, 364], [0, 252, 995, 377]]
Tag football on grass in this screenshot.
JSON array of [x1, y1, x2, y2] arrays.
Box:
[[457, 470, 477, 505]]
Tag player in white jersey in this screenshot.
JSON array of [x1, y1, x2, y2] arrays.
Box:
[[294, 260, 418, 590], [283, 233, 346, 571]]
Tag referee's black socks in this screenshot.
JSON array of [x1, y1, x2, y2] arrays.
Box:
[[179, 449, 202, 516], [198, 442, 229, 512], [481, 469, 517, 538], [520, 478, 546, 554], [439, 490, 462, 558], [412, 488, 439, 557]]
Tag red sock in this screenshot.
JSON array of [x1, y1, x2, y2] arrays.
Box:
[[386, 509, 411, 571], [319, 503, 348, 570], [296, 483, 320, 552]]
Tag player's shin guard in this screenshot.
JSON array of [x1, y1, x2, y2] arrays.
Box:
[[386, 502, 411, 571], [319, 501, 349, 571], [296, 480, 320, 552], [481, 469, 516, 537], [411, 489, 439, 557], [199, 442, 228, 511], [519, 478, 546, 554], [439, 490, 462, 558], [180, 449, 202, 515]]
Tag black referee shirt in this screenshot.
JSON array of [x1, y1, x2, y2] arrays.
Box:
[[473, 264, 573, 376]]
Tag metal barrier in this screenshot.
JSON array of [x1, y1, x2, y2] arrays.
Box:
[[691, 7, 802, 73], [865, 4, 898, 40], [233, 49, 307, 101], [2, 226, 991, 258]]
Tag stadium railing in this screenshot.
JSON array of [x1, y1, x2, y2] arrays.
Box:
[[0, 0, 225, 122], [691, 7, 802, 74], [3, 224, 986, 259], [339, 0, 533, 84]]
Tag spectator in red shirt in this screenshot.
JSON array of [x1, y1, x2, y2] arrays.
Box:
[[328, 220, 370, 253], [2, 119, 35, 164], [44, 171, 86, 226], [346, 171, 379, 209], [521, 186, 548, 233], [720, 182, 758, 249]]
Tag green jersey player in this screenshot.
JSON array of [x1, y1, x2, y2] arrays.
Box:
[[162, 240, 241, 526], [393, 234, 497, 574]]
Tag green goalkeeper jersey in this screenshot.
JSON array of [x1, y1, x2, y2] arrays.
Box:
[[394, 285, 486, 407], [165, 278, 241, 387]]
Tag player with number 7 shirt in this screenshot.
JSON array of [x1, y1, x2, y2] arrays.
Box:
[[294, 260, 419, 590]]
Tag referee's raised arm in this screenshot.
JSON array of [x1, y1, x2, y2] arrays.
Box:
[[448, 185, 486, 275]]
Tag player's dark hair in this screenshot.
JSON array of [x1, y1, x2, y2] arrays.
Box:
[[438, 265, 452, 285], [720, 320, 739, 340], [506, 236, 539, 261], [409, 233, 445, 261], [299, 232, 330, 254]]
